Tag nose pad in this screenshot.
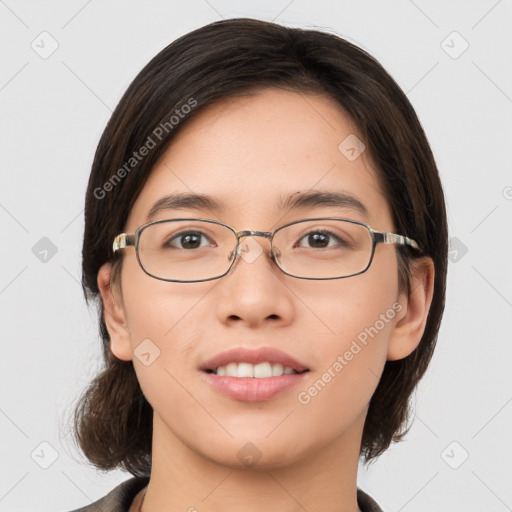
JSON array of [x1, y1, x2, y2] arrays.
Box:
[[228, 246, 238, 262], [228, 242, 247, 264], [228, 239, 279, 267]]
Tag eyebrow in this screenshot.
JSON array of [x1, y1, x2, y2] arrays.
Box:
[[147, 193, 228, 221], [146, 190, 369, 221], [278, 190, 369, 218]]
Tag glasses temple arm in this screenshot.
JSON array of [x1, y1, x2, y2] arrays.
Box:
[[113, 233, 135, 254], [376, 232, 421, 251]]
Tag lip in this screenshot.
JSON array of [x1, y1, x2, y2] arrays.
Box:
[[203, 373, 308, 402], [200, 346, 309, 373], [200, 346, 310, 402]]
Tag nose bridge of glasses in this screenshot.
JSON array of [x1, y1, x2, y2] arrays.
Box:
[[236, 229, 272, 240], [234, 230, 275, 259]]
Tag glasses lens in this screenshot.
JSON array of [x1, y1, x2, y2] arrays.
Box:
[[273, 219, 373, 278], [137, 220, 236, 281]]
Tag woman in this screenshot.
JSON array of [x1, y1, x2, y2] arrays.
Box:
[[70, 17, 447, 512]]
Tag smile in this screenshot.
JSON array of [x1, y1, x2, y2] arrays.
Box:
[[207, 362, 307, 378], [201, 347, 310, 401]]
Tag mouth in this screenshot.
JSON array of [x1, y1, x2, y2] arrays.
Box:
[[201, 346, 310, 376], [200, 346, 310, 402], [205, 362, 309, 378]]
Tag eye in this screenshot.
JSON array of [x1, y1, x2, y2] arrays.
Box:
[[165, 230, 215, 250], [294, 230, 350, 249]]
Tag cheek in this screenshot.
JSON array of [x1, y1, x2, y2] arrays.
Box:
[[299, 253, 400, 347], [297, 262, 401, 396], [119, 268, 217, 403], [291, 287, 400, 449], [120, 257, 213, 341]]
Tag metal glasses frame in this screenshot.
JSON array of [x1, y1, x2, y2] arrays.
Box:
[[112, 217, 421, 282]]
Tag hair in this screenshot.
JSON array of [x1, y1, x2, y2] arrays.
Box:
[[74, 17, 448, 476]]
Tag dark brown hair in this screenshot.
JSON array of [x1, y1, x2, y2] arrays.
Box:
[[74, 17, 448, 476]]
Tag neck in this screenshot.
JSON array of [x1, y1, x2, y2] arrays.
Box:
[[140, 411, 366, 512]]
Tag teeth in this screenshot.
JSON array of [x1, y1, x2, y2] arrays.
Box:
[[237, 362, 254, 378], [271, 363, 283, 377], [213, 362, 299, 378], [254, 362, 272, 378]]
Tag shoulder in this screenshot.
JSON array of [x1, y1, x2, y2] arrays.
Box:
[[357, 487, 385, 512], [64, 476, 149, 512]]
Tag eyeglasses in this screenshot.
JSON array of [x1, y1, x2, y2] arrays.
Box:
[[112, 217, 421, 282]]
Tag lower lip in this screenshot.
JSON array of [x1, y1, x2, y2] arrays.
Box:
[[203, 372, 308, 402]]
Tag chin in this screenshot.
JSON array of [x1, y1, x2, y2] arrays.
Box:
[[193, 436, 310, 471]]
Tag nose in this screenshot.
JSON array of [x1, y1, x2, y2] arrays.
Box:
[[216, 234, 294, 328]]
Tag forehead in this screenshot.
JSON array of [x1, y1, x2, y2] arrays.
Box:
[[126, 88, 393, 231]]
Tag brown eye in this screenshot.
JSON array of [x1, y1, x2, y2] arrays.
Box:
[[165, 231, 212, 250], [295, 230, 351, 250]]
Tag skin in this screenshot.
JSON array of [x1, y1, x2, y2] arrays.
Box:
[[97, 88, 434, 512]]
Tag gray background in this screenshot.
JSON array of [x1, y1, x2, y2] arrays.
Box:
[[1, 1, 511, 510]]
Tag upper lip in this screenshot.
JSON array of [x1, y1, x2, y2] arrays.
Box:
[[201, 346, 309, 373]]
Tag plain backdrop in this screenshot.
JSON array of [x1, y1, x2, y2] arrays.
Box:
[[1, 1, 511, 511]]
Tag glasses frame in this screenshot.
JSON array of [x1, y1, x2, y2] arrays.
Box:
[[112, 217, 421, 283]]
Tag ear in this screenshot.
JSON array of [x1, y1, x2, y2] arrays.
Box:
[[387, 256, 435, 361], [97, 262, 133, 361]]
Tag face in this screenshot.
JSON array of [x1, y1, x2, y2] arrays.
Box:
[[102, 88, 420, 470]]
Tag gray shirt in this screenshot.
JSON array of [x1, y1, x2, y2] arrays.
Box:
[[66, 476, 384, 512]]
